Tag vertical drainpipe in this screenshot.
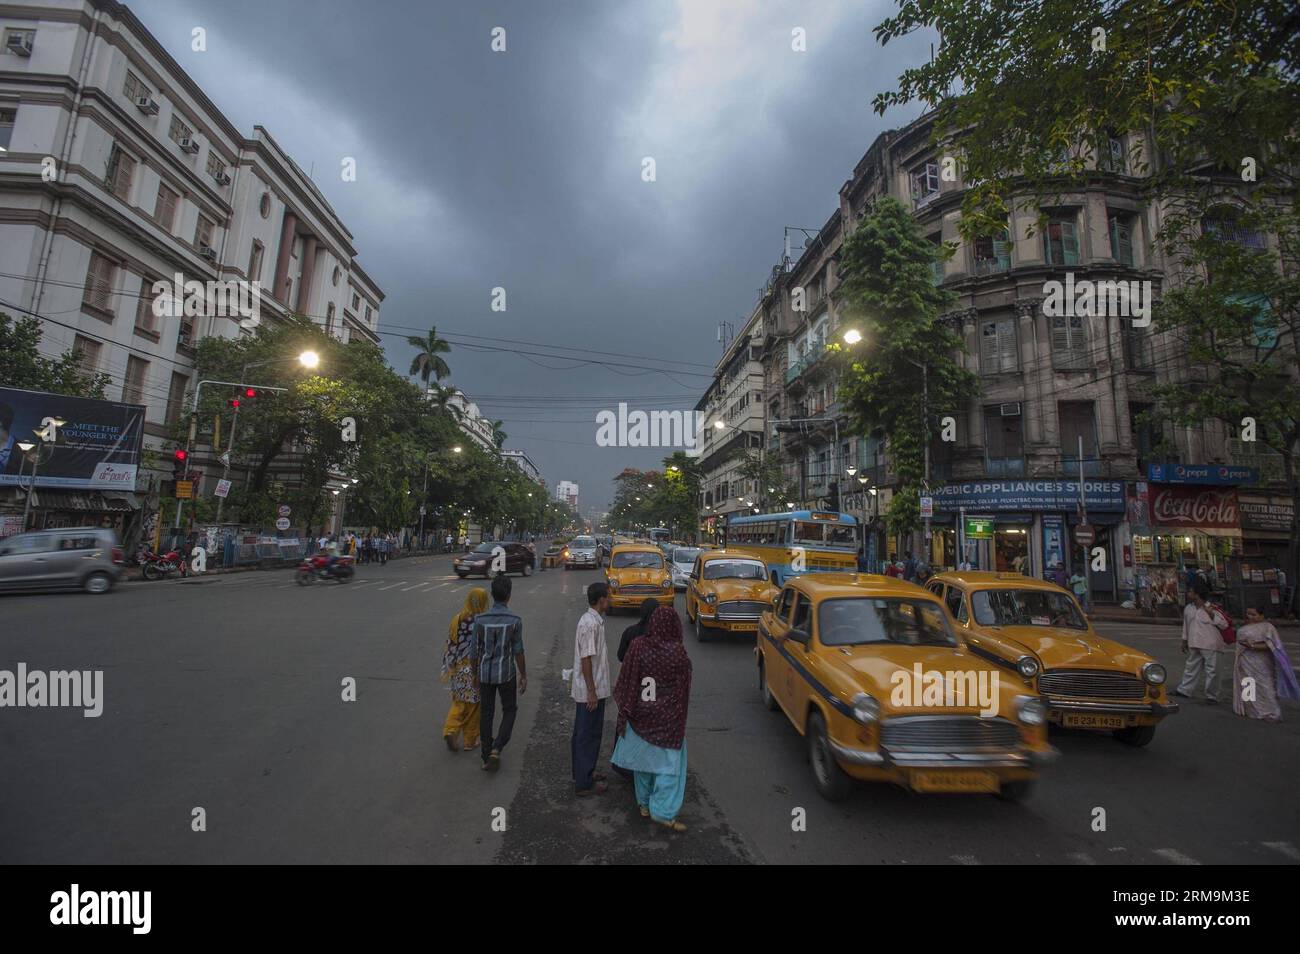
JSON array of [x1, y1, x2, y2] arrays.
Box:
[[32, 5, 103, 316]]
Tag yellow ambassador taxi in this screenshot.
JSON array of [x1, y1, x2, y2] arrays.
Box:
[[605, 543, 676, 613], [927, 572, 1178, 746], [757, 573, 1056, 802], [683, 549, 779, 643]]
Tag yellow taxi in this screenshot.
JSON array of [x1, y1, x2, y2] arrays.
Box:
[[927, 572, 1178, 746], [684, 549, 778, 642], [756, 573, 1056, 801], [605, 543, 675, 612]]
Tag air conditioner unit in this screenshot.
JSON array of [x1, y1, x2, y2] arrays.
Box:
[[177, 331, 194, 348], [178, 137, 200, 154], [134, 95, 159, 115], [198, 243, 216, 262], [213, 170, 231, 186], [6, 33, 33, 56], [1000, 402, 1022, 417]]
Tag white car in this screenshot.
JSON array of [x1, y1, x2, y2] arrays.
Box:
[[668, 546, 701, 591]]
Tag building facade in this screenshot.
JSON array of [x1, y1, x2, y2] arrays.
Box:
[[555, 480, 578, 510]]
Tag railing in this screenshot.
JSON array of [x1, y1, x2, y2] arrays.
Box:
[[1060, 456, 1103, 478], [985, 457, 1027, 477], [784, 339, 827, 385], [973, 256, 1011, 276], [1227, 439, 1286, 483]]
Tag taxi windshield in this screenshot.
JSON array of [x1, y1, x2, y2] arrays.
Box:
[[612, 551, 663, 569], [703, 559, 766, 581], [816, 598, 958, 647], [971, 589, 1086, 630]]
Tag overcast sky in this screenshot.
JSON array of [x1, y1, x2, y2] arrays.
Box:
[[130, 0, 931, 512]]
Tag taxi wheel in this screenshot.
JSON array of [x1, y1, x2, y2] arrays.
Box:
[[759, 658, 779, 711], [996, 780, 1036, 802], [1113, 725, 1156, 747], [694, 613, 709, 643], [807, 712, 852, 802]]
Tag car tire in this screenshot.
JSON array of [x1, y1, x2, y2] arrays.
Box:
[[694, 612, 709, 643], [83, 571, 113, 595], [996, 780, 1036, 801], [759, 658, 779, 711], [807, 711, 852, 802], [456, 572, 467, 579], [1113, 725, 1156, 747]]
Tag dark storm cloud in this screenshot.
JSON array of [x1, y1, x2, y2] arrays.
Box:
[[129, 0, 930, 511]]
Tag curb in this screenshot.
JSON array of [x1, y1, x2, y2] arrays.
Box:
[[1090, 613, 1300, 629]]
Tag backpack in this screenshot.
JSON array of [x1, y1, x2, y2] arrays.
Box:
[[1209, 603, 1236, 645]]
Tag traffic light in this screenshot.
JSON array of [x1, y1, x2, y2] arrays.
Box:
[[171, 449, 187, 480], [227, 397, 241, 410], [243, 387, 257, 400]]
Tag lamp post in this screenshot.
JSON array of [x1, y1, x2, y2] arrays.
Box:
[[16, 440, 35, 529]]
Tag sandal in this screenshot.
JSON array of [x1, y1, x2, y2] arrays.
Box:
[[443, 734, 458, 752], [638, 805, 649, 819], [652, 817, 687, 832]]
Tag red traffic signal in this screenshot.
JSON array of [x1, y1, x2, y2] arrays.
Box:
[[244, 387, 257, 398], [173, 449, 187, 462], [227, 398, 241, 409]]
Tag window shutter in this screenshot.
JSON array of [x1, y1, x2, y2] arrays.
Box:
[[1051, 315, 1070, 355], [980, 323, 998, 370], [1061, 221, 1080, 264], [998, 319, 1017, 370], [992, 236, 1010, 268]]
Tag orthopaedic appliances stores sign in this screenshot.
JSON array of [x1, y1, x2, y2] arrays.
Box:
[[931, 480, 1125, 513], [1148, 486, 1239, 530]]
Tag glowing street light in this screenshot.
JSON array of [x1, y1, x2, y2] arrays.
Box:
[[842, 328, 862, 345], [298, 350, 320, 369], [453, 445, 463, 453]]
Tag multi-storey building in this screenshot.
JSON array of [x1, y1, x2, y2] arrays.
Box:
[[694, 311, 766, 539], [717, 109, 1285, 608], [446, 389, 496, 451], [500, 448, 540, 483], [0, 0, 383, 530], [555, 480, 578, 510]]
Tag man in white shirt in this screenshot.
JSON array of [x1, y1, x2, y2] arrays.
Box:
[[572, 581, 611, 797], [1172, 583, 1229, 703]]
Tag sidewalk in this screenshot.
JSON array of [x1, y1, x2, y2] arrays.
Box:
[[1090, 605, 1300, 628], [121, 547, 439, 584]]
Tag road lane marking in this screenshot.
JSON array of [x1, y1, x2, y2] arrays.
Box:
[[1153, 848, 1201, 865], [1262, 841, 1300, 861], [435, 581, 451, 588], [950, 855, 980, 865], [402, 582, 431, 591], [379, 582, 406, 591], [1067, 852, 1097, 865]]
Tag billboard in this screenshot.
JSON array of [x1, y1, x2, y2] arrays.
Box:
[[0, 387, 145, 491]]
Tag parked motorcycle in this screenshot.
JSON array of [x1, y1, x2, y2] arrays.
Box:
[[139, 547, 188, 581], [296, 553, 355, 585]]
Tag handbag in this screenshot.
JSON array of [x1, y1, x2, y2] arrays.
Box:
[[1209, 603, 1236, 645]]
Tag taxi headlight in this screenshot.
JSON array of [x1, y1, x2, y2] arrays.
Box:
[[1015, 695, 1047, 726], [705, 592, 717, 604], [1141, 662, 1167, 686], [851, 692, 881, 725], [1016, 655, 1040, 680], [662, 578, 672, 589], [607, 578, 618, 589]]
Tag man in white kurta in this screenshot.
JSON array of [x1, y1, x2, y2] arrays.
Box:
[[1173, 585, 1228, 703]]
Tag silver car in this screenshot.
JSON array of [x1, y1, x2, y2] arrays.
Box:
[[0, 526, 125, 594], [669, 546, 700, 590], [564, 535, 601, 570]]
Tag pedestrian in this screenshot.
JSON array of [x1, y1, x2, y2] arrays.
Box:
[[611, 606, 693, 832], [618, 597, 659, 663], [378, 534, 388, 565], [441, 587, 488, 751], [1048, 562, 1067, 588], [572, 581, 612, 797], [470, 573, 527, 771], [1232, 605, 1299, 721], [1172, 583, 1229, 703], [903, 551, 917, 582], [1069, 568, 1090, 613], [445, 532, 453, 553], [914, 562, 932, 586]]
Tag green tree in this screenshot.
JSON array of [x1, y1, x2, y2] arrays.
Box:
[[0, 312, 112, 399], [870, 0, 1300, 605], [407, 326, 451, 390], [836, 197, 977, 538], [733, 449, 799, 512]]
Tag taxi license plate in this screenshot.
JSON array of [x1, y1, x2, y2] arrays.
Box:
[[727, 621, 755, 631], [1062, 713, 1127, 730], [909, 770, 999, 794]]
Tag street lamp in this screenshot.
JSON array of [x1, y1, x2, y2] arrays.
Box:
[[453, 445, 462, 453], [842, 328, 862, 345]]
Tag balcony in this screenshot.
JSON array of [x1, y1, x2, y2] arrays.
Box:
[[1060, 455, 1103, 478], [1228, 439, 1285, 483], [985, 457, 1027, 478], [785, 339, 828, 385]]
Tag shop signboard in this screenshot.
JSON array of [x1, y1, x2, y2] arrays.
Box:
[[1146, 463, 1258, 486], [1148, 486, 1240, 530], [932, 480, 1124, 513], [965, 516, 994, 539], [0, 387, 145, 490], [1238, 495, 1294, 533]]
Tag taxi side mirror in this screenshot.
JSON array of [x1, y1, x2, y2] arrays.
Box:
[[787, 627, 810, 646]]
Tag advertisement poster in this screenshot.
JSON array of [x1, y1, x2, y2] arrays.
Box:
[[1041, 514, 1066, 572], [0, 387, 145, 491]]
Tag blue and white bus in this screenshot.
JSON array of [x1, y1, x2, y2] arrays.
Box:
[[724, 510, 860, 586]]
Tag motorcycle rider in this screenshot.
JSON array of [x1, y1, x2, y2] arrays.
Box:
[[320, 537, 342, 577]]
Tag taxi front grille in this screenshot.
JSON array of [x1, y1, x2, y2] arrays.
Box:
[[618, 584, 662, 595], [881, 717, 1020, 751], [1038, 669, 1145, 701], [717, 600, 766, 619]]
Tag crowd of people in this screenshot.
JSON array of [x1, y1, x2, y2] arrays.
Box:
[[439, 576, 693, 832]]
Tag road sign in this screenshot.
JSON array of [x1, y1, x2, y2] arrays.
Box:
[[419, 506, 426, 515], [275, 517, 291, 531], [220, 451, 230, 467], [964, 516, 994, 539], [277, 504, 291, 518], [1074, 524, 1096, 547], [214, 479, 231, 499], [175, 480, 194, 500], [919, 496, 933, 519]]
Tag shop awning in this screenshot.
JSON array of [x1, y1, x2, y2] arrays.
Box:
[[29, 490, 140, 512]]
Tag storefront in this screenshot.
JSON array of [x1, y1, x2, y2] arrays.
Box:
[[1235, 493, 1294, 618], [1131, 482, 1241, 614], [930, 480, 1126, 594]]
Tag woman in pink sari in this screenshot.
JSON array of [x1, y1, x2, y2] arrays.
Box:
[[1233, 606, 1300, 722]]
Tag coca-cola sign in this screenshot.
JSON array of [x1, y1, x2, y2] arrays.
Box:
[[1149, 487, 1240, 529]]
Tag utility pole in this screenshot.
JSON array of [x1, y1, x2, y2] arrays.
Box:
[[921, 361, 931, 560]]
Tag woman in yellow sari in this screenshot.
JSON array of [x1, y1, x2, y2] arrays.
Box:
[[441, 587, 488, 751]]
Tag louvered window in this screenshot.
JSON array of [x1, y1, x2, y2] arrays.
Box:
[[1044, 217, 1080, 265], [83, 252, 116, 313], [1050, 314, 1089, 369], [1109, 213, 1135, 266], [980, 318, 1017, 373]]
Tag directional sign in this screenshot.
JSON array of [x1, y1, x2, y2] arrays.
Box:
[[214, 479, 231, 499], [1074, 524, 1096, 548], [220, 451, 231, 467]]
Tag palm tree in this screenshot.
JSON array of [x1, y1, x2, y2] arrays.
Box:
[[407, 326, 451, 389], [491, 420, 507, 448]]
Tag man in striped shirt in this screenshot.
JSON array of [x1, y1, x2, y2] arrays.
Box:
[[471, 574, 528, 771]]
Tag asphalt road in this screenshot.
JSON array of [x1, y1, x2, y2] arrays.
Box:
[[2, 557, 1297, 865]]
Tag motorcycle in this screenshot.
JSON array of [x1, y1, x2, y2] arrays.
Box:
[[139, 547, 188, 581], [296, 553, 355, 585]]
